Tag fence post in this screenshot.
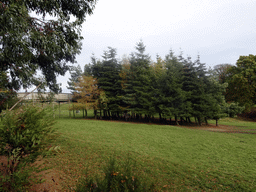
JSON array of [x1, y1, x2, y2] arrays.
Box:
[[59, 102, 61, 118], [69, 100, 71, 118]]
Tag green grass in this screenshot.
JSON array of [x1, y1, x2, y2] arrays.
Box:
[[45, 113, 256, 191], [209, 117, 256, 130]]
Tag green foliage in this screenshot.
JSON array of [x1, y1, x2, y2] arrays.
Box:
[[67, 65, 83, 94], [75, 155, 156, 192], [0, 165, 32, 192], [213, 63, 233, 83], [0, 104, 56, 191], [0, 72, 18, 114], [92, 47, 123, 114], [122, 40, 152, 115], [0, 0, 97, 92], [75, 42, 232, 124], [225, 55, 256, 111], [225, 102, 245, 118]]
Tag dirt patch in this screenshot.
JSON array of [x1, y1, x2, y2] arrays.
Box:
[[0, 155, 65, 192], [178, 124, 256, 134]]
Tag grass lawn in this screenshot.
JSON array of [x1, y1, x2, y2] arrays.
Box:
[[209, 118, 256, 130], [43, 109, 256, 191]]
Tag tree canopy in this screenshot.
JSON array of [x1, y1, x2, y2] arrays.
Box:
[[225, 55, 256, 110], [76, 41, 228, 125], [0, 0, 97, 92]]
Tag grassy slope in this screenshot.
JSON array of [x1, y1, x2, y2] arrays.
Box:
[[209, 118, 256, 130], [47, 115, 256, 191]]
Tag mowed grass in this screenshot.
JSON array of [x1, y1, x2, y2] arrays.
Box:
[[209, 118, 256, 130], [43, 109, 256, 192]]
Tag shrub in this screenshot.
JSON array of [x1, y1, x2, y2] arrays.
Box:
[[225, 102, 245, 118], [0, 104, 57, 191], [75, 155, 156, 192]]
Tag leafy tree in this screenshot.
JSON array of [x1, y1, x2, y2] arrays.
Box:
[[0, 0, 97, 92], [226, 55, 256, 111], [0, 71, 18, 114], [74, 75, 107, 118], [213, 64, 233, 83]]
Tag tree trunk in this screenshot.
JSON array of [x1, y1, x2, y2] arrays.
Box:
[[198, 117, 201, 126], [175, 116, 179, 125], [73, 104, 75, 118], [180, 117, 183, 124], [204, 117, 208, 125], [194, 117, 197, 125], [94, 109, 97, 119], [216, 119, 218, 126], [108, 110, 111, 119]]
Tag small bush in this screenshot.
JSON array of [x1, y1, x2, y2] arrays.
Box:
[[225, 102, 245, 118], [75, 156, 156, 192], [0, 104, 57, 191]]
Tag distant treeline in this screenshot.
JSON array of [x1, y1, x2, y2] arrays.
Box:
[[68, 41, 245, 126]]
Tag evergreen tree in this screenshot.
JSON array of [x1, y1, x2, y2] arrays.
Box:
[[180, 56, 197, 122], [150, 51, 184, 124], [163, 50, 184, 124], [150, 56, 166, 120], [180, 55, 226, 125], [122, 40, 152, 117], [67, 65, 83, 93], [84, 64, 93, 76], [97, 47, 122, 117], [205, 74, 227, 125]]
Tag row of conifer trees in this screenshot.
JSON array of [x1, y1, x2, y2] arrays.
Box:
[[68, 41, 230, 126]]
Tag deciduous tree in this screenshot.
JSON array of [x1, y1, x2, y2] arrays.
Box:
[[226, 55, 256, 110], [0, 0, 97, 92], [74, 75, 106, 118]]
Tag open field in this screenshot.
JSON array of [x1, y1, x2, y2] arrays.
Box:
[[1, 104, 255, 191], [38, 112, 256, 191]]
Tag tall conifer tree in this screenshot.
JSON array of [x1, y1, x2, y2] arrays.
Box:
[[122, 40, 152, 117], [67, 65, 83, 93], [98, 47, 122, 116]]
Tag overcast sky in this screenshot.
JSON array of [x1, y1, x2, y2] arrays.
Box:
[[55, 0, 256, 92]]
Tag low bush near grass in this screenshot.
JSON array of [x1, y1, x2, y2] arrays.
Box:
[[75, 155, 156, 192], [0, 105, 57, 191]]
